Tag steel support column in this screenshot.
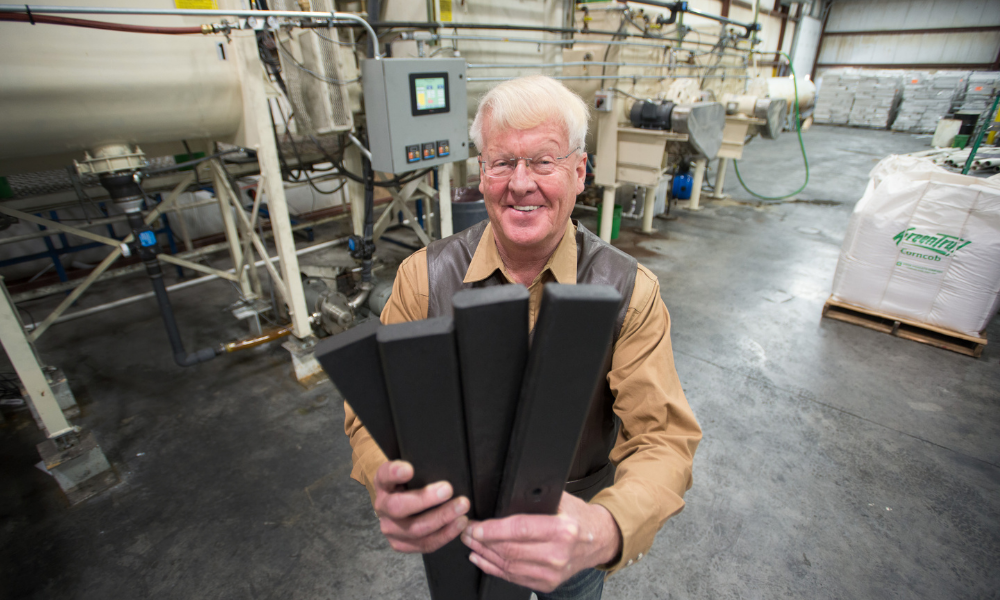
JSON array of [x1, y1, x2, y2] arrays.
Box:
[[207, 142, 254, 298], [641, 184, 657, 233], [594, 93, 619, 242], [344, 145, 366, 237], [708, 157, 729, 200], [0, 277, 71, 438], [232, 30, 311, 339], [438, 162, 453, 238], [687, 158, 707, 211], [372, 177, 433, 247]]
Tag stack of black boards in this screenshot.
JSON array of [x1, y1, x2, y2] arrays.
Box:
[[315, 283, 622, 600]]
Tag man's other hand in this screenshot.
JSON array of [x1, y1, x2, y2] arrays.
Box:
[[373, 460, 470, 553], [460, 492, 623, 593]]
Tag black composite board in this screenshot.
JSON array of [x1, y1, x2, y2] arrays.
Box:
[[378, 317, 480, 600], [314, 319, 400, 461], [480, 283, 620, 600]]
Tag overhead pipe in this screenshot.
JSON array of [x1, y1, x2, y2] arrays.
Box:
[[434, 33, 752, 53], [434, 33, 681, 50], [0, 12, 205, 34], [0, 4, 382, 57], [643, 1, 687, 26], [469, 74, 749, 82], [650, 1, 761, 38], [378, 20, 740, 48], [467, 60, 748, 69], [361, 19, 699, 42]]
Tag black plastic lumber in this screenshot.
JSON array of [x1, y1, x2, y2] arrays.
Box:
[[377, 317, 480, 600], [452, 285, 530, 521], [314, 319, 399, 461], [480, 284, 621, 600], [453, 287, 532, 600]]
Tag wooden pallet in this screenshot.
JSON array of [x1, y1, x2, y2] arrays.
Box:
[[821, 297, 988, 358]]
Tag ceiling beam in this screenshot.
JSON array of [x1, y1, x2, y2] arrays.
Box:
[[816, 62, 998, 70], [824, 26, 1000, 37]]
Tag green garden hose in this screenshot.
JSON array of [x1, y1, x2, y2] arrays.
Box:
[[733, 50, 810, 201]]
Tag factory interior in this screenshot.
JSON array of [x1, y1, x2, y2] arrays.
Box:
[[0, 1, 998, 599]]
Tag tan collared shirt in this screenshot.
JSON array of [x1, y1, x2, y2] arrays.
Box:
[[344, 221, 702, 574]]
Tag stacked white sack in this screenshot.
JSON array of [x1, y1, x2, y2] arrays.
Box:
[[892, 71, 970, 134], [848, 71, 902, 129], [814, 70, 857, 125], [831, 159, 1000, 337], [959, 72, 1000, 113]]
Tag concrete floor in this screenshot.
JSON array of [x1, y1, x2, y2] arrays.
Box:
[[1, 125, 998, 599]]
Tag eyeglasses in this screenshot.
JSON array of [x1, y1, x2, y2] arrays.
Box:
[[478, 148, 581, 179]]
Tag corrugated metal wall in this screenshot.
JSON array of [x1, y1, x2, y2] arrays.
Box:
[[815, 0, 1000, 74], [825, 0, 998, 30]]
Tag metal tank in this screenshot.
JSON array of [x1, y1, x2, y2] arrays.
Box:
[[766, 75, 817, 112], [0, 0, 243, 174]]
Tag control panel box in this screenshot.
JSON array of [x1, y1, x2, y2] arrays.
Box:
[[361, 58, 469, 175]]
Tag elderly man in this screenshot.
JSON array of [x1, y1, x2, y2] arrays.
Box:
[[345, 75, 701, 599]]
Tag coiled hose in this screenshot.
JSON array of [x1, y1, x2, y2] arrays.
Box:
[[733, 50, 810, 201]]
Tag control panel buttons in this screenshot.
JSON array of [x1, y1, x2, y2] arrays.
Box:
[[407, 141, 453, 163], [406, 144, 421, 163]]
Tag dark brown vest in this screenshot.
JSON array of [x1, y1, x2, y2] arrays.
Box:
[[426, 220, 638, 500]]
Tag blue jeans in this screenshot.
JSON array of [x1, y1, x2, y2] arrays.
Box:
[[534, 568, 605, 600]]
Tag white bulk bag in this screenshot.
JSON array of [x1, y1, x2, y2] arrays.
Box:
[[831, 166, 1000, 337]]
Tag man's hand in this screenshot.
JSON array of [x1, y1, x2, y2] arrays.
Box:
[[373, 460, 470, 553], [460, 492, 622, 593]]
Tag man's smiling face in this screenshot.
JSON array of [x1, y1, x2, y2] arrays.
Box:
[[478, 119, 587, 255]]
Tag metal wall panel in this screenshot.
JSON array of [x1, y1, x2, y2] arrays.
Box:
[[818, 32, 1000, 66], [817, 0, 1000, 69], [826, 0, 1000, 32]]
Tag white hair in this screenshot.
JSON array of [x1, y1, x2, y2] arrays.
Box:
[[469, 75, 589, 153]]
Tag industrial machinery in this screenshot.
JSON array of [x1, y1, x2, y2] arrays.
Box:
[[594, 92, 727, 237], [0, 0, 813, 507], [628, 100, 728, 159], [0, 1, 394, 504], [723, 94, 789, 141], [693, 93, 790, 202]]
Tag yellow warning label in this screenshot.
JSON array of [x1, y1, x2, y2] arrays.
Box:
[[440, 0, 452, 22], [175, 0, 218, 9]]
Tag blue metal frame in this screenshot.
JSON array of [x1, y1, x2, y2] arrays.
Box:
[[0, 199, 183, 280]]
